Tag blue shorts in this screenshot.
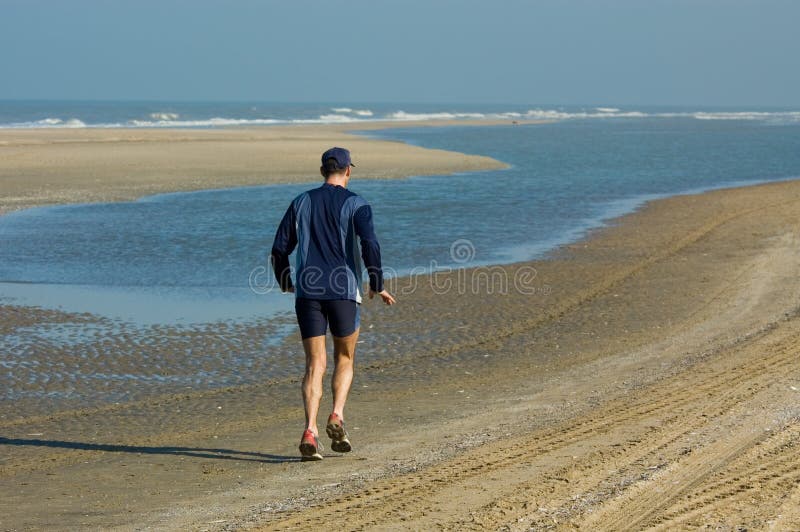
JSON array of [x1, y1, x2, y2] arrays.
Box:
[[295, 298, 360, 339]]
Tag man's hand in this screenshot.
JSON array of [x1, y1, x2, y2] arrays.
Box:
[[369, 289, 396, 305]]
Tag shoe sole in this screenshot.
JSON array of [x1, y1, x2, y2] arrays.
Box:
[[299, 442, 323, 461], [326, 420, 352, 453]]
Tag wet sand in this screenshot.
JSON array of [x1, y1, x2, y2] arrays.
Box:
[[2, 128, 800, 530]]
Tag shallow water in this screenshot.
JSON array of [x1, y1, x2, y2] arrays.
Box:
[[2, 117, 800, 323]]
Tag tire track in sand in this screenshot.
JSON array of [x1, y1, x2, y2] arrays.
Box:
[[261, 312, 800, 530], [645, 421, 800, 530]]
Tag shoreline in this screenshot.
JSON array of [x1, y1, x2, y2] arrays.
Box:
[[3, 171, 800, 327]]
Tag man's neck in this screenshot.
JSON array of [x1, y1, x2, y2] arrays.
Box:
[[325, 177, 348, 188]]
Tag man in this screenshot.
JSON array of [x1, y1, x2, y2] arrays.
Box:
[[271, 147, 396, 461]]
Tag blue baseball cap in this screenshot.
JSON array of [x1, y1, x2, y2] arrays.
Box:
[[321, 147, 355, 169]]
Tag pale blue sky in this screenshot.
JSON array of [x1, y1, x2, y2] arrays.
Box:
[[1, 0, 797, 105]]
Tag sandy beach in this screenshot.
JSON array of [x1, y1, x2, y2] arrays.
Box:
[[0, 121, 514, 215], [2, 125, 800, 530]]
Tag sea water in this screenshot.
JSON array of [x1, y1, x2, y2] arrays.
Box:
[[2, 111, 800, 324]]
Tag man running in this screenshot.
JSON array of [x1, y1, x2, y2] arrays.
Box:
[[271, 147, 396, 461]]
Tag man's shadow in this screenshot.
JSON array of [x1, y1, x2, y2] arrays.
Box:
[[0, 436, 300, 463]]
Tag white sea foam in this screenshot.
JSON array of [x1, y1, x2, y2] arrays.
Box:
[[521, 109, 649, 120], [313, 114, 363, 123], [388, 111, 487, 121], [126, 117, 284, 127], [3, 108, 800, 129], [149, 112, 180, 121], [692, 111, 800, 122], [2, 117, 90, 128], [331, 107, 374, 117]]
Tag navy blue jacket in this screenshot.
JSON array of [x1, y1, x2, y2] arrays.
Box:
[[271, 183, 383, 302]]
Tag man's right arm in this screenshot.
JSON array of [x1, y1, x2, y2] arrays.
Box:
[[270, 203, 297, 293]]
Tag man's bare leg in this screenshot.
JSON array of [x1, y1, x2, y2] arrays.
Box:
[[301, 335, 327, 436], [331, 328, 359, 419]]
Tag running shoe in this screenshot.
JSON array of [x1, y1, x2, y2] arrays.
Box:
[[299, 429, 323, 461], [326, 413, 352, 453]]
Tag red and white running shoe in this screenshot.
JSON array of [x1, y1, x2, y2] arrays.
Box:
[[326, 413, 352, 453], [299, 429, 323, 461]]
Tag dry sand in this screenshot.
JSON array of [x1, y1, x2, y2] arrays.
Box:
[[1, 125, 800, 530]]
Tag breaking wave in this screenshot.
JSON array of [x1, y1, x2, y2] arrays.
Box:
[[314, 114, 362, 123], [691, 111, 800, 121], [126, 117, 283, 127], [388, 111, 488, 121], [4, 117, 89, 128], [149, 112, 180, 121], [331, 107, 374, 117]]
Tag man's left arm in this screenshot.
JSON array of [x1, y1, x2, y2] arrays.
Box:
[[354, 204, 395, 305], [353, 204, 383, 293]]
